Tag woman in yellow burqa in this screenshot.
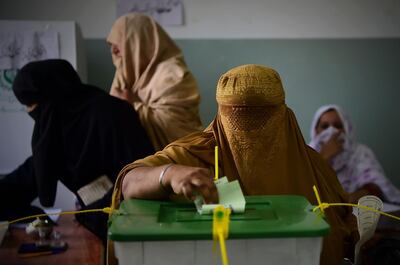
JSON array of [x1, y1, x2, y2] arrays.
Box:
[[119, 64, 358, 265]]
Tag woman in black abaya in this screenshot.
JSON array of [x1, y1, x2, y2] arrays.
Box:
[[0, 59, 154, 243]]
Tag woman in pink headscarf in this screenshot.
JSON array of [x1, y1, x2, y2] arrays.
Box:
[[107, 13, 203, 151], [309, 104, 400, 204]]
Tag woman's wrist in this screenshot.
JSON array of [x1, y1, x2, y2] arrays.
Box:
[[361, 183, 383, 198], [159, 164, 174, 193], [320, 150, 332, 161], [349, 183, 382, 203]]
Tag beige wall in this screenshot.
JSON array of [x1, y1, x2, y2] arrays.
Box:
[[0, 0, 399, 39]]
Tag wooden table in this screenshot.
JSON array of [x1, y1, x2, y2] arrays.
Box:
[[0, 215, 103, 265], [377, 210, 400, 233]]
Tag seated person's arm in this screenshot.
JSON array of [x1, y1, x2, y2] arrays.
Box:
[[110, 85, 137, 103], [122, 164, 218, 204], [348, 145, 389, 203], [349, 183, 383, 203]]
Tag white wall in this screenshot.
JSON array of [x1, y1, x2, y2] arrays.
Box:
[[0, 0, 399, 39]]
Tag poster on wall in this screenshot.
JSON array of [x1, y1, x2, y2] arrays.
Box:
[[0, 30, 59, 112], [0, 28, 59, 171], [117, 0, 183, 26]]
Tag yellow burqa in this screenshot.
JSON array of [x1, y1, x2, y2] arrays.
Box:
[[119, 64, 358, 265], [107, 13, 203, 150]]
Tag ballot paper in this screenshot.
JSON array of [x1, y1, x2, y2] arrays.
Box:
[[77, 175, 113, 206], [194, 176, 246, 215]]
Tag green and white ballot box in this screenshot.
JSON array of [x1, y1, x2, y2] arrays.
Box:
[[108, 195, 330, 265]]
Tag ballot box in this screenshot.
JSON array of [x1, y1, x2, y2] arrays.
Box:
[[108, 195, 330, 265]]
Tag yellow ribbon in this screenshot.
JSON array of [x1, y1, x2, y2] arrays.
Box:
[[312, 185, 400, 221], [213, 205, 231, 265]]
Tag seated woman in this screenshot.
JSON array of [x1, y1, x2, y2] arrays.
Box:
[[117, 64, 358, 265], [309, 104, 400, 204], [0, 59, 154, 243], [107, 13, 203, 151]]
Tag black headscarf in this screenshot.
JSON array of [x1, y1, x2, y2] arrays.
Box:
[[12, 59, 154, 208]]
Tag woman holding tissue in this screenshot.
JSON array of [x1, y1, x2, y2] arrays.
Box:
[[309, 104, 400, 204]]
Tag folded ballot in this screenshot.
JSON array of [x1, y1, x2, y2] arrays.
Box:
[[194, 176, 246, 214]]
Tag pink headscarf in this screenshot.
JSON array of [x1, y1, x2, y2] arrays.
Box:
[[310, 104, 400, 204]]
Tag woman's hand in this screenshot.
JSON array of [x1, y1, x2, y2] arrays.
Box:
[[122, 165, 218, 204], [320, 131, 344, 161], [163, 165, 218, 204], [110, 88, 136, 103], [349, 183, 383, 203]]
